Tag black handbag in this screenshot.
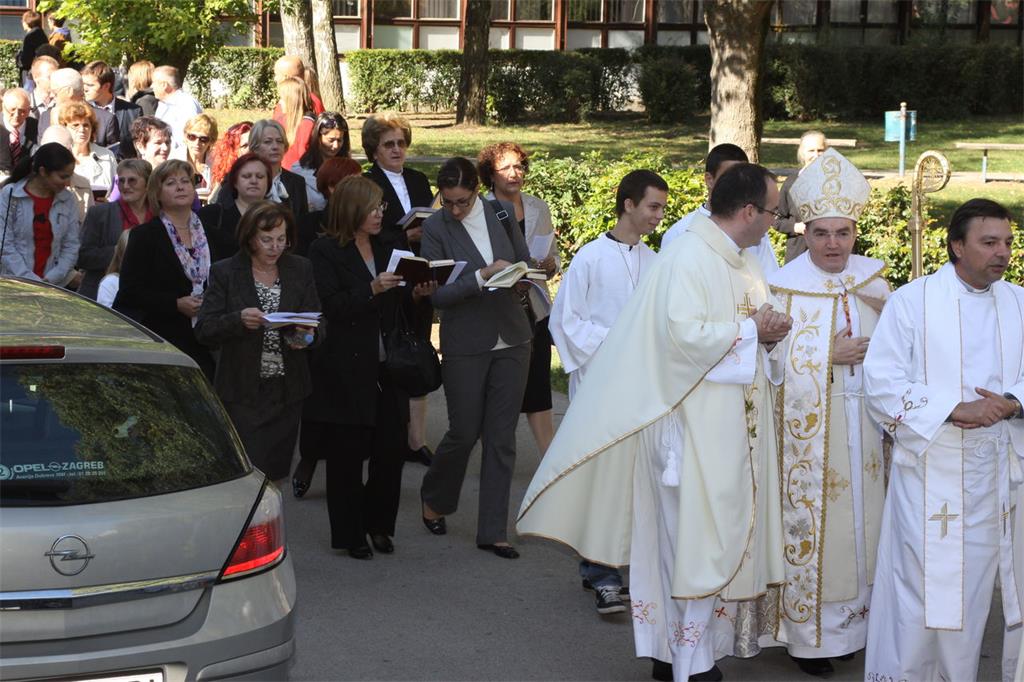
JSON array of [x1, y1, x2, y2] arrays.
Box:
[[385, 303, 442, 397]]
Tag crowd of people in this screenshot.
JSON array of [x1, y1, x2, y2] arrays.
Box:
[[2, 9, 1023, 682]]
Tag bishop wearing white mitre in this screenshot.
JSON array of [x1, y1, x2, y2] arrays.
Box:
[[518, 164, 792, 682], [863, 197, 1024, 682], [766, 149, 889, 674]]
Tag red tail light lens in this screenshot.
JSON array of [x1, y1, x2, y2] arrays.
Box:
[[221, 483, 286, 580], [0, 345, 65, 360]]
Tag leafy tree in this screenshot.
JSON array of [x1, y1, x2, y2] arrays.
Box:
[[38, 0, 255, 78]]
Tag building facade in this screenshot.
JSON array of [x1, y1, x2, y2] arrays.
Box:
[[2, 0, 1020, 49]]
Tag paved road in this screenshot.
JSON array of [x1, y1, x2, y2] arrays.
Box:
[[281, 389, 1009, 681]]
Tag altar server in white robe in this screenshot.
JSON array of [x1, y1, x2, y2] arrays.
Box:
[[767, 148, 889, 677], [548, 170, 664, 616], [662, 143, 779, 277], [518, 163, 792, 682], [863, 198, 1024, 682], [549, 171, 660, 401]]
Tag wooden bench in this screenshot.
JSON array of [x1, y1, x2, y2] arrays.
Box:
[[954, 142, 1024, 182], [761, 137, 858, 148]]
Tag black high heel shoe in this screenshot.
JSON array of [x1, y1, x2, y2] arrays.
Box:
[[291, 459, 316, 498], [420, 492, 446, 535]]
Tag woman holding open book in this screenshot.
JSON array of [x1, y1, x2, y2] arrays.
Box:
[[195, 201, 321, 481], [418, 157, 534, 560], [302, 175, 434, 559], [478, 142, 560, 456], [362, 112, 439, 469]]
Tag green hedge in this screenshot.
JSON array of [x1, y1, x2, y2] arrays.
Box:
[[513, 152, 1024, 287], [347, 43, 1021, 122], [186, 46, 285, 110], [0, 40, 22, 90]]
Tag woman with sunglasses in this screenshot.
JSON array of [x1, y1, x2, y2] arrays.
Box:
[[196, 201, 321, 483], [77, 158, 153, 300], [362, 112, 437, 468], [291, 111, 350, 212], [171, 113, 218, 196], [302, 175, 432, 558]]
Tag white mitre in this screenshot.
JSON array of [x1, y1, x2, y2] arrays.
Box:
[[788, 147, 871, 223]]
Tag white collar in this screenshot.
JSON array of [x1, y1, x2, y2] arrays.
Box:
[[954, 271, 992, 295], [382, 167, 405, 182]]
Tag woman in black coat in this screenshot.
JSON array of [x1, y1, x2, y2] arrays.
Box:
[[302, 175, 433, 559], [195, 201, 321, 481], [114, 159, 223, 379], [361, 112, 437, 467]]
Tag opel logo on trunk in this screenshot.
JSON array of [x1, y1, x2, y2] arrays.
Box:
[[45, 535, 94, 576]]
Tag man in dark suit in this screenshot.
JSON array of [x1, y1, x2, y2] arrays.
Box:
[[16, 10, 47, 88], [0, 88, 38, 176], [82, 60, 141, 159], [38, 68, 119, 149]]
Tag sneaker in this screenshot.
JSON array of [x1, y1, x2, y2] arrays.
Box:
[[582, 578, 630, 597], [595, 585, 627, 614]]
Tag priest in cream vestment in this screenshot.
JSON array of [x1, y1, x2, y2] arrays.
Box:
[[863, 198, 1024, 682], [766, 149, 889, 671], [517, 164, 791, 681]]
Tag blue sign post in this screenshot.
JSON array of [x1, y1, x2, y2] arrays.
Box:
[[885, 102, 917, 177]]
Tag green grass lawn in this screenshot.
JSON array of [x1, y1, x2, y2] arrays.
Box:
[[210, 109, 1024, 175]]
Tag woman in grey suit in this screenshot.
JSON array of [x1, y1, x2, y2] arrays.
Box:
[[77, 159, 152, 299], [419, 157, 533, 559], [195, 201, 321, 481]]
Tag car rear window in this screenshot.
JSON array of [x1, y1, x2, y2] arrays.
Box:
[[0, 363, 248, 506]]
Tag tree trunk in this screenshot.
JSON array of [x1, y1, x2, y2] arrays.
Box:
[[704, 0, 773, 163], [280, 0, 316, 74], [312, 0, 346, 113], [456, 0, 491, 125]]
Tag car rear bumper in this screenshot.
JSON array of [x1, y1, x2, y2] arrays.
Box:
[[0, 557, 296, 682]]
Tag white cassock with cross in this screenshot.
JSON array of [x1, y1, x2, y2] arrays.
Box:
[[863, 260, 1024, 682]]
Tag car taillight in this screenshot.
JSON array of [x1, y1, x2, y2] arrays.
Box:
[[0, 345, 65, 360], [220, 482, 286, 580]]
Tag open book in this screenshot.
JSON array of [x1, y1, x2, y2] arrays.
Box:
[[484, 261, 548, 289], [262, 312, 322, 329], [398, 207, 436, 231], [386, 249, 466, 286]]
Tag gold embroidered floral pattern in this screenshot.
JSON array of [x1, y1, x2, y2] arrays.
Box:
[[670, 620, 706, 647], [881, 388, 929, 434], [632, 600, 657, 625], [786, 308, 824, 442], [864, 450, 882, 482], [823, 466, 850, 503]]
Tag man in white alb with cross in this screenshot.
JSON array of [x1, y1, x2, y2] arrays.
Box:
[[863, 198, 1024, 682]]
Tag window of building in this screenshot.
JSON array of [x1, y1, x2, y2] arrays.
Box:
[[268, 20, 284, 46], [418, 0, 459, 19], [568, 0, 602, 22], [991, 0, 1020, 24], [375, 0, 413, 20], [778, 0, 818, 25], [0, 14, 24, 41], [829, 0, 863, 23], [491, 0, 511, 20], [867, 0, 897, 22], [608, 0, 644, 22], [657, 0, 694, 23], [332, 0, 360, 17], [516, 0, 553, 21], [913, 0, 975, 25]]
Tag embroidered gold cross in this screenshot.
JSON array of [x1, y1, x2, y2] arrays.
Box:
[[735, 292, 756, 317], [1003, 503, 1017, 534], [929, 502, 959, 539]]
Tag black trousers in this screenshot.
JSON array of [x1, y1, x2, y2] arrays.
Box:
[[301, 379, 407, 550]]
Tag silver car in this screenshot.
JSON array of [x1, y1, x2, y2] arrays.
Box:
[[0, 277, 295, 681]]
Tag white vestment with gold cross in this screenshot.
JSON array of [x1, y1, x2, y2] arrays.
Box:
[[863, 262, 1024, 682], [767, 252, 889, 657], [517, 214, 786, 680]]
